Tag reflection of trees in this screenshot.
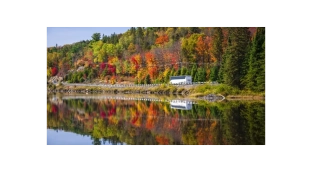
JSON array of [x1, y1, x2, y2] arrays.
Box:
[[221, 102, 248, 144], [245, 103, 265, 144], [91, 137, 101, 145], [47, 97, 265, 145]]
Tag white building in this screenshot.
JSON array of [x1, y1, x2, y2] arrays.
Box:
[[169, 75, 192, 84], [170, 100, 192, 110]]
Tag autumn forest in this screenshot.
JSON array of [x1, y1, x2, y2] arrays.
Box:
[[47, 27, 265, 92]]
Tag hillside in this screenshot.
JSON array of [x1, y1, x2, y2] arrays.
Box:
[[47, 27, 265, 92]]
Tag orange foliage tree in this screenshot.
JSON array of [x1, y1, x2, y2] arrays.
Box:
[[195, 35, 214, 65], [145, 52, 158, 80], [155, 34, 169, 46], [165, 52, 179, 70]]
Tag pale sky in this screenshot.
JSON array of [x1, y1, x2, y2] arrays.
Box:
[[47, 27, 130, 47]]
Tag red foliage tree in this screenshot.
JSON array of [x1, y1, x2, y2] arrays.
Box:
[[99, 62, 116, 75], [145, 52, 158, 80], [51, 67, 58, 76], [130, 56, 139, 71], [166, 52, 179, 70]]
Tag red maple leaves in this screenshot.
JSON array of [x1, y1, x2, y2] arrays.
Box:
[[99, 62, 116, 75], [130, 56, 139, 71]]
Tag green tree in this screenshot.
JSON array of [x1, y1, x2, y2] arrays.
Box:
[[222, 28, 251, 88], [191, 64, 197, 79], [92, 33, 101, 42], [189, 27, 201, 34], [211, 27, 224, 65], [210, 66, 219, 81], [218, 36, 229, 83], [170, 68, 175, 76], [181, 67, 187, 75], [144, 74, 151, 84], [182, 34, 203, 63], [246, 27, 265, 92], [196, 67, 206, 82], [175, 68, 181, 76], [136, 27, 144, 46]]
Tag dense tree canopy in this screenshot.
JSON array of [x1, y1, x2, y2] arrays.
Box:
[[47, 27, 264, 91]]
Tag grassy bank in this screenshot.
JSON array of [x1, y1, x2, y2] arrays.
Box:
[[188, 84, 265, 98], [49, 83, 187, 94], [48, 83, 264, 99]]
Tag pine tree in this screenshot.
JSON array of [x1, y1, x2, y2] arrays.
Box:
[[210, 66, 219, 81], [144, 74, 151, 84], [246, 27, 265, 91], [218, 34, 232, 83], [170, 68, 175, 76], [211, 27, 224, 65], [191, 64, 197, 79], [222, 28, 251, 88], [197, 67, 206, 82], [256, 50, 265, 92], [181, 67, 187, 75], [186, 68, 191, 75], [136, 27, 144, 47]]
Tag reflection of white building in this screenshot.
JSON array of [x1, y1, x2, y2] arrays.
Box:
[[170, 100, 192, 110]]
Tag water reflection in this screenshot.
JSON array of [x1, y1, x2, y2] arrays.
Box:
[[47, 94, 265, 145], [170, 100, 192, 110], [47, 129, 125, 145]]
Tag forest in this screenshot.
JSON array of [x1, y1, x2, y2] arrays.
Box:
[[47, 27, 265, 92]]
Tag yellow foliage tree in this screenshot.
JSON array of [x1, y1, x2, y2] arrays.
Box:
[[134, 54, 142, 66], [136, 68, 146, 83]]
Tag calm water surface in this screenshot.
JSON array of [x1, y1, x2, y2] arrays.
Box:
[[47, 93, 265, 145]]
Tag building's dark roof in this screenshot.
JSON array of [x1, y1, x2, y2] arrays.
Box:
[[170, 75, 191, 80]]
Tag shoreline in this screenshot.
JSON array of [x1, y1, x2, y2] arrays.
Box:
[[47, 83, 264, 101]]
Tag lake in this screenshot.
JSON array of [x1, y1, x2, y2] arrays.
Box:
[[47, 93, 265, 145]]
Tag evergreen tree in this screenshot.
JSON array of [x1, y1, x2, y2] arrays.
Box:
[[222, 28, 251, 88], [218, 35, 231, 83], [189, 27, 201, 34], [196, 67, 206, 82], [246, 27, 265, 92], [210, 66, 219, 81], [181, 67, 187, 75], [191, 64, 197, 79], [211, 27, 224, 65], [186, 67, 191, 75], [136, 27, 144, 47], [194, 72, 198, 82], [165, 70, 170, 83], [170, 68, 175, 76], [144, 74, 151, 84]]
